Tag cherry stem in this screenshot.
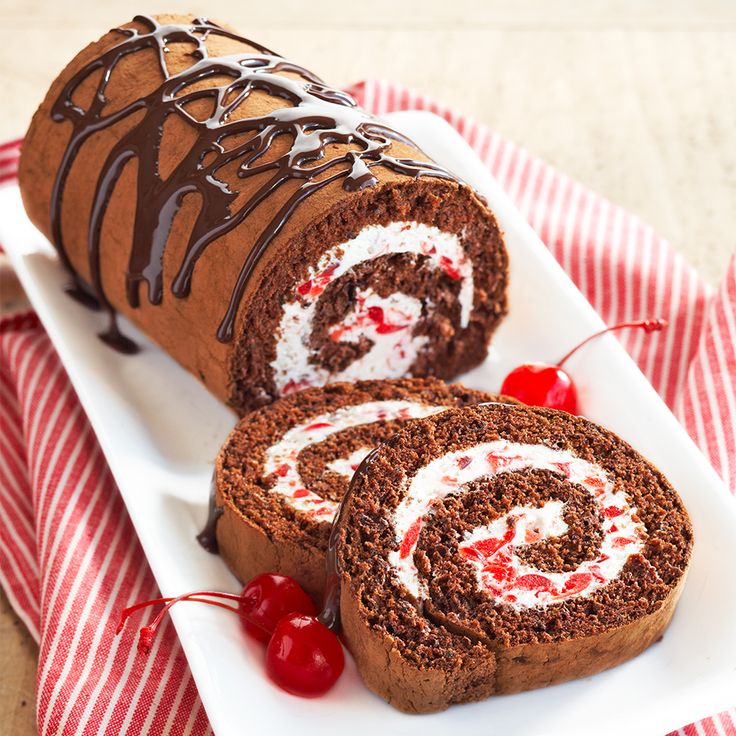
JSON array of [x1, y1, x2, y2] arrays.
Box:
[[116, 590, 243, 652], [557, 318, 668, 368]]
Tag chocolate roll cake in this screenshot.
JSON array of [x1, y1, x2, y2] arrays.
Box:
[[210, 379, 501, 599], [335, 403, 692, 713], [19, 14, 508, 414]]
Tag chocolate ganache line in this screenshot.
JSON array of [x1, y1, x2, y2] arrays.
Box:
[[318, 448, 380, 630], [197, 471, 223, 554], [49, 15, 457, 351]]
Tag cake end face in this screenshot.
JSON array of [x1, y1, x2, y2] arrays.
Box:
[[227, 176, 508, 414], [336, 402, 693, 712]]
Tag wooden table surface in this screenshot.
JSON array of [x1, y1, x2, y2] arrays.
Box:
[[1, 2, 735, 733]]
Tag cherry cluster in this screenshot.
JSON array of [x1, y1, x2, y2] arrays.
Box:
[[117, 573, 344, 697]]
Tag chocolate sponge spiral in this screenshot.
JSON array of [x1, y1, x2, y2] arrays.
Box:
[[20, 14, 508, 413], [335, 403, 692, 713]]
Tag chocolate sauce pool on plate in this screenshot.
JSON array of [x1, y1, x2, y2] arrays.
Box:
[[49, 15, 455, 351], [196, 472, 223, 554]]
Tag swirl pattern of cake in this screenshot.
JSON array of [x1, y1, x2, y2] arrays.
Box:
[[211, 378, 501, 598], [336, 403, 692, 713], [19, 14, 508, 414]]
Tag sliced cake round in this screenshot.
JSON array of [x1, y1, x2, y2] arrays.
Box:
[[335, 402, 693, 713]]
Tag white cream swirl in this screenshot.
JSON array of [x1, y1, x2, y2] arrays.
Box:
[[264, 399, 445, 521], [389, 441, 646, 609], [271, 221, 472, 395]]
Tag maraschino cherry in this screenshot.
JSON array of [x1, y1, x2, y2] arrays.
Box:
[[266, 613, 345, 697], [500, 319, 667, 414], [239, 572, 316, 643], [117, 572, 344, 697]]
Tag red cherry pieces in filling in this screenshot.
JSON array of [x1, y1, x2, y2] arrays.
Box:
[[116, 572, 343, 697], [501, 318, 667, 414]]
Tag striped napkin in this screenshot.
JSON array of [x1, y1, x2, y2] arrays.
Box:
[[1, 80, 734, 736]]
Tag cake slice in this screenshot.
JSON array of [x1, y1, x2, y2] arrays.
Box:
[[335, 402, 693, 712], [210, 379, 501, 598]]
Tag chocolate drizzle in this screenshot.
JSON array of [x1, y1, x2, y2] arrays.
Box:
[[49, 15, 456, 351], [318, 448, 380, 630], [196, 471, 223, 553]]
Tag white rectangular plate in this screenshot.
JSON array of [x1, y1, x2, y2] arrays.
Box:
[[2, 110, 735, 736]]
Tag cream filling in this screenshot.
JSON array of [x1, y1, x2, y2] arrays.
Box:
[[389, 441, 646, 609], [263, 399, 446, 521], [325, 447, 374, 479], [271, 221, 472, 395]]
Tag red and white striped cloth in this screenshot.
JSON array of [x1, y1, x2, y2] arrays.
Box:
[[0, 138, 21, 185], [0, 80, 734, 735]]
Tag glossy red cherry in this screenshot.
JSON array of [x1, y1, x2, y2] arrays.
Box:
[[500, 319, 667, 414], [239, 573, 317, 643], [266, 613, 345, 697], [501, 362, 577, 413]]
